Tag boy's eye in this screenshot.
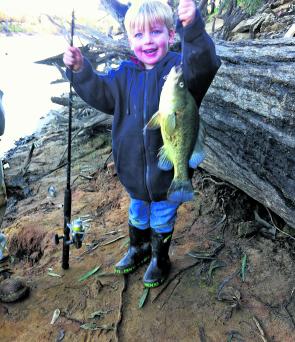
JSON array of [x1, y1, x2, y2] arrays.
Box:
[[151, 30, 162, 35], [134, 32, 143, 39]]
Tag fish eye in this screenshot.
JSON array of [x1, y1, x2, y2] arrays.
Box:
[[179, 82, 184, 88]]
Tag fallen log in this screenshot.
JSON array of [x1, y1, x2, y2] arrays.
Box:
[[201, 38, 295, 229], [51, 95, 86, 108]]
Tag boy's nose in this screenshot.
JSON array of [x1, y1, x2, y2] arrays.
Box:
[[143, 32, 152, 44]]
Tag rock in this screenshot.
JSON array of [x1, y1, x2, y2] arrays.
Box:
[[237, 221, 260, 237], [231, 14, 268, 34], [284, 23, 295, 37], [0, 278, 29, 303]]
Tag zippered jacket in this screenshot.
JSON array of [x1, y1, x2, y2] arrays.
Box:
[[67, 9, 221, 202]]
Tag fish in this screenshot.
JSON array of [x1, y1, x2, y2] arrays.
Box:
[[146, 65, 205, 202]]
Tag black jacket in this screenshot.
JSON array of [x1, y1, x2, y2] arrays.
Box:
[[67, 10, 221, 201]]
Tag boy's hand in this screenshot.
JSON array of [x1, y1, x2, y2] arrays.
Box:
[[63, 46, 83, 72], [178, 0, 196, 27]]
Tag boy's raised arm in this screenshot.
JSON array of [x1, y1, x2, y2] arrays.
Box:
[[176, 5, 221, 107], [63, 47, 116, 115], [177, 0, 197, 27], [63, 46, 84, 72]]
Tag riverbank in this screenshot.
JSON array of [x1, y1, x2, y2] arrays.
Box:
[[1, 111, 295, 341]]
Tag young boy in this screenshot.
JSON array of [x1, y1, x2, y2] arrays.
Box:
[[63, 0, 221, 288]]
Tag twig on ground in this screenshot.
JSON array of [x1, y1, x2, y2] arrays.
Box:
[[152, 261, 201, 303], [217, 268, 240, 300], [266, 208, 295, 241], [206, 214, 227, 235], [253, 288, 295, 329], [253, 316, 268, 342], [254, 209, 276, 237], [71, 173, 94, 186], [198, 325, 207, 342], [79, 234, 127, 258], [103, 152, 113, 169], [283, 287, 295, 329], [114, 275, 128, 342], [283, 305, 295, 330], [254, 208, 295, 241], [201, 176, 227, 186], [20, 143, 35, 176], [252, 294, 280, 312], [100, 235, 127, 246], [159, 276, 182, 310]]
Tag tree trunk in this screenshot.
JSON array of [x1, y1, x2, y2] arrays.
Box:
[[201, 38, 295, 228]]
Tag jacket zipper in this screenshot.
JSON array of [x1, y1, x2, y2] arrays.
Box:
[[143, 71, 153, 200]]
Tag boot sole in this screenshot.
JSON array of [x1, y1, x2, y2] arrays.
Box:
[[144, 273, 168, 288], [114, 256, 150, 275], [143, 278, 164, 288]]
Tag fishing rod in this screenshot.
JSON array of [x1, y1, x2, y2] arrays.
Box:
[[54, 10, 85, 269]]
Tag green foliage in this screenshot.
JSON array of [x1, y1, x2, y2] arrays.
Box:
[[0, 22, 24, 33], [238, 0, 263, 15], [210, 0, 263, 18]]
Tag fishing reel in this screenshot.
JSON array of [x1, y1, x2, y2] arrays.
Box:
[[55, 218, 85, 249]]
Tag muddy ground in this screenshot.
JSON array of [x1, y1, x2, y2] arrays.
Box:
[[0, 126, 295, 342]]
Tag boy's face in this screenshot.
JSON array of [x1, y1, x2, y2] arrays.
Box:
[[128, 22, 175, 69]]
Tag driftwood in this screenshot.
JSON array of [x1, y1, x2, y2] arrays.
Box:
[[201, 38, 295, 229], [99, 0, 130, 33], [51, 96, 86, 109]]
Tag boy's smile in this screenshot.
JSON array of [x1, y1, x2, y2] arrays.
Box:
[[129, 22, 175, 69]]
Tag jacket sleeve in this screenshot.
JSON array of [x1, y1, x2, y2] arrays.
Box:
[[176, 9, 221, 108], [66, 58, 116, 115]]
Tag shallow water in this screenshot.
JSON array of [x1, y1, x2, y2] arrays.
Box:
[[0, 33, 69, 158]]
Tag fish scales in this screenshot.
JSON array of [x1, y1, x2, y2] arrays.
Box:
[[146, 65, 205, 202]]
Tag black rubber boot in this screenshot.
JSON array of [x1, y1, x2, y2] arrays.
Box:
[[115, 225, 151, 274], [143, 230, 173, 288]]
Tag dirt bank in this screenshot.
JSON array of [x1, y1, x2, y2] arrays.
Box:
[[0, 130, 294, 341]]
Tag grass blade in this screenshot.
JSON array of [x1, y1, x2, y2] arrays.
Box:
[[241, 254, 247, 282], [78, 265, 101, 282], [138, 288, 149, 308]]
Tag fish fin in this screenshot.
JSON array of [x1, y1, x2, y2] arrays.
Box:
[[164, 112, 176, 136], [146, 111, 161, 130], [158, 146, 173, 171], [189, 118, 206, 169], [167, 180, 194, 203]]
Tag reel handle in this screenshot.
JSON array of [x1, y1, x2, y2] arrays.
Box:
[[54, 234, 63, 245]]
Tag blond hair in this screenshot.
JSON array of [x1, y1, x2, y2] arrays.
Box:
[[124, 1, 174, 36]]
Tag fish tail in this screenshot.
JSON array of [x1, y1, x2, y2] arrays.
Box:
[[167, 180, 194, 203]]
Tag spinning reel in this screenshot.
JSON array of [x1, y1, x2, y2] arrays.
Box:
[[55, 218, 86, 249]]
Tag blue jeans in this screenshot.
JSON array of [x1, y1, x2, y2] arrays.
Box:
[[128, 197, 181, 233]]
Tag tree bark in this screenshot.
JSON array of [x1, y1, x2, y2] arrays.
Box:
[[201, 38, 295, 228]]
